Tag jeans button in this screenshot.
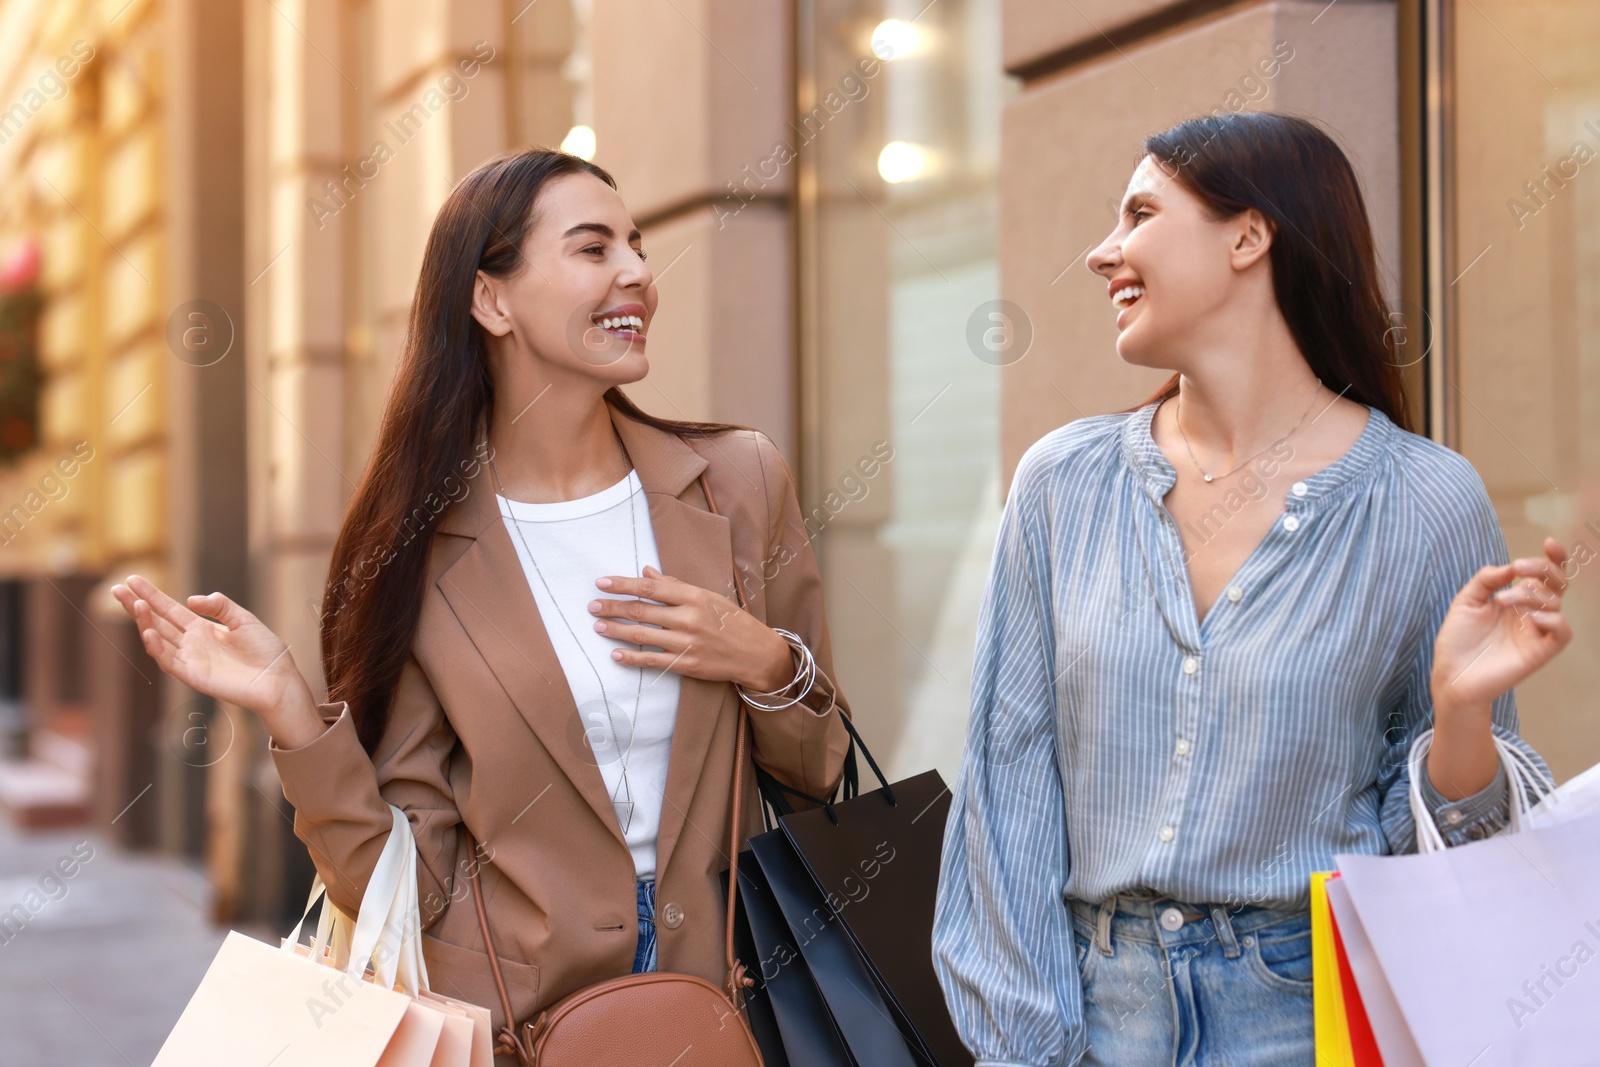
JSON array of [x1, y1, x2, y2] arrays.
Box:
[[660, 901, 684, 928], [1158, 907, 1185, 932]]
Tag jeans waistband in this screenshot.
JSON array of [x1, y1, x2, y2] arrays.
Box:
[[1067, 892, 1308, 958]]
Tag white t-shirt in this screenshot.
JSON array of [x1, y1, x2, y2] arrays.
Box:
[[496, 470, 682, 881]]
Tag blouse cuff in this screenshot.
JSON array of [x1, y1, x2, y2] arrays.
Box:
[[1418, 759, 1511, 844]]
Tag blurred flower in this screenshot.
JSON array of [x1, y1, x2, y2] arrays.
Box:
[[0, 237, 41, 293]]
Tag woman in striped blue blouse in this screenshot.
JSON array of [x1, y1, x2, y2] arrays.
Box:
[[932, 112, 1572, 1066]]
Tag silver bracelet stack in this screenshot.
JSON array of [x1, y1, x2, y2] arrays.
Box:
[[736, 628, 817, 711]]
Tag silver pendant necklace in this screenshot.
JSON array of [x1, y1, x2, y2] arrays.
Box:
[[1176, 378, 1323, 483], [487, 438, 646, 836]]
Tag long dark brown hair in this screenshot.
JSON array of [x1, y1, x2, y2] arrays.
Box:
[[1132, 112, 1411, 431], [321, 147, 743, 754]]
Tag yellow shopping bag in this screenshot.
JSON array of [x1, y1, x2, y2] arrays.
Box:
[[1312, 871, 1356, 1067]]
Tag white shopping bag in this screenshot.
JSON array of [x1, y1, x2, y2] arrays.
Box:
[[1334, 732, 1600, 1067], [155, 804, 491, 1067]]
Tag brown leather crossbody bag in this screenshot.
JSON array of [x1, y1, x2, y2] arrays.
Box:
[[464, 471, 765, 1067]]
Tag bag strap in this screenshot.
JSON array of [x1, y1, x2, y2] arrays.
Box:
[[697, 471, 757, 1008], [460, 469, 757, 1063], [467, 846, 534, 1065]]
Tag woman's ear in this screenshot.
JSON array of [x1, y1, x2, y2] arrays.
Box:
[[1229, 207, 1275, 271], [470, 270, 512, 337]]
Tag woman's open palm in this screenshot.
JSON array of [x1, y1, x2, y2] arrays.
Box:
[[111, 574, 304, 717], [1431, 538, 1572, 714]]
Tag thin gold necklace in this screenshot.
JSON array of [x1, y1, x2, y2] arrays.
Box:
[[1176, 379, 1322, 483]]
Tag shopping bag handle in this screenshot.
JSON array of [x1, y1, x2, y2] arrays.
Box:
[[283, 803, 430, 994], [1407, 728, 1554, 852], [754, 708, 895, 829]]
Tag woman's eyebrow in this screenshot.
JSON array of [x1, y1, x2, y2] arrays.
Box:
[[562, 222, 643, 242], [1121, 192, 1158, 214]]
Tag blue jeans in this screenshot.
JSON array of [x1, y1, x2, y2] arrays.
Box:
[[632, 878, 657, 973], [1068, 894, 1315, 1066]]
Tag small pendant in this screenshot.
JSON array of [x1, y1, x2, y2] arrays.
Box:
[[616, 801, 634, 835], [1203, 474, 1214, 483]]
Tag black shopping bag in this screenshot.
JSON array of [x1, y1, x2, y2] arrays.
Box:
[[749, 825, 917, 1066], [744, 713, 974, 1067], [722, 853, 852, 1067]]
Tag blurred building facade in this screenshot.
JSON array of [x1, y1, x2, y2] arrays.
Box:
[[0, 0, 1592, 927]]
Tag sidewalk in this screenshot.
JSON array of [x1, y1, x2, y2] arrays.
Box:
[[0, 814, 274, 1066]]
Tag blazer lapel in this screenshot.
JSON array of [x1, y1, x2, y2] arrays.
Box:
[[437, 515, 628, 849], [610, 405, 738, 882], [638, 488, 736, 881], [433, 400, 739, 875]]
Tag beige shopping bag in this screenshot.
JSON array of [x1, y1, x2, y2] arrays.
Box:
[[284, 931, 492, 1067], [417, 992, 495, 1067], [156, 804, 490, 1066], [295, 803, 494, 1066], [153, 930, 420, 1066]]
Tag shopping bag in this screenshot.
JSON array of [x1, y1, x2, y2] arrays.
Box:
[[748, 820, 920, 1066], [155, 804, 489, 1066], [1324, 877, 1424, 1067], [722, 855, 849, 1067], [1527, 757, 1600, 828], [1333, 732, 1600, 1067], [1328, 898, 1384, 1067], [1311, 871, 1357, 1067], [296, 817, 494, 1067], [742, 712, 973, 1067]]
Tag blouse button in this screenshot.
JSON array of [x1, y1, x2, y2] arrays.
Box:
[[1446, 810, 1464, 826], [1226, 586, 1243, 603], [1292, 481, 1309, 497], [660, 901, 685, 928], [1182, 656, 1198, 675], [1158, 825, 1176, 843], [1175, 738, 1192, 756], [1282, 515, 1301, 533]]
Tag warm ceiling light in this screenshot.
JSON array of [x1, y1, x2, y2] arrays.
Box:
[[870, 19, 923, 61], [561, 125, 597, 161], [877, 141, 930, 184]]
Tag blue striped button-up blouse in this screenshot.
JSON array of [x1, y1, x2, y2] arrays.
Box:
[[931, 400, 1550, 1067]]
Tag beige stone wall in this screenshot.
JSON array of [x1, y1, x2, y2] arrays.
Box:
[[591, 0, 796, 455], [998, 0, 1399, 486]]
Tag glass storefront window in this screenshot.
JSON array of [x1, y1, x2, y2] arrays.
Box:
[[799, 0, 1014, 783], [1444, 0, 1600, 779]]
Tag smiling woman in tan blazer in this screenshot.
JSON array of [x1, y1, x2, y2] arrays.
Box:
[[111, 148, 851, 1061]]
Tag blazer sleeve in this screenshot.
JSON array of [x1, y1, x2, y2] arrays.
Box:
[[267, 651, 465, 929], [739, 431, 852, 804]]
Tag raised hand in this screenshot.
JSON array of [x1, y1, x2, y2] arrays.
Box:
[[110, 575, 323, 746], [1430, 537, 1573, 719]]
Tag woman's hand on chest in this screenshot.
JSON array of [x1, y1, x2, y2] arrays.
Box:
[[586, 564, 794, 691]]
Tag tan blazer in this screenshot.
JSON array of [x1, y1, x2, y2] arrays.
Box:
[[269, 402, 852, 1058]]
